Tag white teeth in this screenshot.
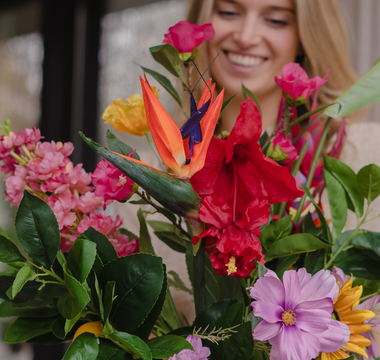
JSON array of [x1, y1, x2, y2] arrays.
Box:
[[227, 53, 264, 67]]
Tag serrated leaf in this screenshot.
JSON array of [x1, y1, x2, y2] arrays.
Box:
[[140, 65, 183, 108], [97, 338, 133, 360], [356, 164, 380, 202], [0, 231, 26, 264], [109, 332, 152, 360], [106, 130, 140, 161], [98, 254, 164, 333], [84, 227, 118, 265], [146, 335, 193, 359], [8, 265, 36, 300], [192, 299, 237, 328], [63, 332, 99, 360], [15, 191, 60, 268], [68, 239, 97, 283], [0, 300, 59, 318]]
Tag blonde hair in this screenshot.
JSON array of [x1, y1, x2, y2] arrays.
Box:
[[186, 0, 360, 124]]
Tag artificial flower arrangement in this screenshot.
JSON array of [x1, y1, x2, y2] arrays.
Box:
[[0, 20, 380, 360]]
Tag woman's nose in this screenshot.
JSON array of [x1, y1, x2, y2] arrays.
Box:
[[232, 16, 263, 48]]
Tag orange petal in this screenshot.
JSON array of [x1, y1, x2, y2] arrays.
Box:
[[140, 75, 185, 176], [197, 79, 215, 109], [185, 89, 224, 178]]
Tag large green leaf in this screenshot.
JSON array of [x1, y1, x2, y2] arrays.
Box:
[[276, 254, 300, 279], [323, 169, 347, 239], [0, 230, 26, 263], [356, 164, 380, 202], [84, 227, 118, 265], [57, 268, 90, 319], [98, 254, 164, 333], [97, 338, 133, 360], [80, 133, 201, 219], [139, 65, 183, 108], [137, 209, 155, 254], [106, 130, 140, 161], [67, 238, 97, 283], [7, 265, 36, 300], [324, 60, 380, 118], [222, 322, 254, 360], [0, 300, 59, 318], [109, 332, 152, 360], [63, 332, 99, 360], [324, 156, 364, 217], [265, 234, 330, 260], [365, 231, 380, 258], [304, 249, 325, 275], [149, 44, 184, 82], [213, 302, 244, 329], [192, 299, 237, 328], [259, 215, 292, 252], [153, 231, 188, 253], [15, 191, 60, 268], [146, 335, 193, 359], [5, 316, 58, 343]]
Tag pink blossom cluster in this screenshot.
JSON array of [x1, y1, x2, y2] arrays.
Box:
[[0, 126, 139, 257]]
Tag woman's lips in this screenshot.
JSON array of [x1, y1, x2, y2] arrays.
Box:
[[226, 51, 266, 67]]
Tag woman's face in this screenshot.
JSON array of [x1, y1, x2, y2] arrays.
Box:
[[208, 0, 300, 99]]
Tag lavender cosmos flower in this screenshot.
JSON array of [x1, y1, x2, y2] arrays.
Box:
[[356, 295, 380, 360], [169, 335, 210, 360], [248, 268, 350, 360]]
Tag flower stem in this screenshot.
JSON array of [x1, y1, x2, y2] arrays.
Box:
[[193, 239, 206, 316], [360, 291, 380, 302], [293, 117, 332, 227]]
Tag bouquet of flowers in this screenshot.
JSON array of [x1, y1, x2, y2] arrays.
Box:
[[0, 21, 380, 360]]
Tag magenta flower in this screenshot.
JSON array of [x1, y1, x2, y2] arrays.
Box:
[[272, 131, 299, 163], [169, 335, 210, 360], [163, 21, 214, 54], [356, 295, 380, 360], [274, 63, 327, 105], [92, 159, 135, 210], [249, 268, 349, 360]]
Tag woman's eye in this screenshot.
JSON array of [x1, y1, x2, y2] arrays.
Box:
[[218, 10, 238, 17], [267, 19, 288, 26]]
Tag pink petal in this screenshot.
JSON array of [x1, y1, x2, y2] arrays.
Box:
[[254, 321, 282, 341], [278, 325, 311, 360], [283, 270, 301, 309], [318, 320, 350, 353], [249, 275, 285, 307], [297, 268, 312, 289], [296, 298, 334, 313], [295, 308, 331, 333], [251, 301, 283, 323], [301, 330, 321, 360]]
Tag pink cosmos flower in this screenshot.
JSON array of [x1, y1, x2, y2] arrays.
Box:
[[92, 159, 134, 210], [249, 268, 349, 360], [356, 295, 380, 360], [168, 335, 210, 360], [4, 166, 29, 206], [272, 131, 299, 163], [275, 63, 327, 103], [163, 21, 214, 53]]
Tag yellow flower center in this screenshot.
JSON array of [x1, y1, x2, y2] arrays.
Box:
[[282, 309, 297, 326], [117, 175, 127, 187], [226, 256, 237, 275]]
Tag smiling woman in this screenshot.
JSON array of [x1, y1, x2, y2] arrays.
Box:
[[187, 0, 358, 133]]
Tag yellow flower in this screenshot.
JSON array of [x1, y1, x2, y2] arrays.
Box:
[[321, 278, 375, 360], [102, 88, 159, 136]]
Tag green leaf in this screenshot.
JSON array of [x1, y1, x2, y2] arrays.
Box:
[[259, 131, 269, 150], [104, 281, 116, 323], [15, 191, 60, 268], [365, 231, 380, 258], [97, 338, 133, 360], [158, 287, 182, 332], [220, 95, 236, 117], [323, 169, 347, 239], [57, 268, 90, 319], [168, 270, 193, 295], [146, 334, 193, 359], [5, 316, 58, 343], [222, 322, 254, 360], [149, 44, 184, 82], [0, 300, 59, 318], [139, 65, 183, 108], [300, 212, 324, 237], [288, 104, 332, 127], [106, 130, 140, 161], [260, 215, 292, 252], [84, 227, 118, 265], [0, 231, 26, 264], [63, 332, 99, 360], [148, 220, 174, 232], [154, 231, 188, 253], [304, 249, 325, 275], [193, 299, 237, 328], [213, 302, 244, 329], [98, 254, 164, 333], [324, 156, 364, 217], [242, 84, 261, 114], [276, 254, 300, 279], [324, 60, 380, 118], [7, 264, 36, 300], [117, 228, 139, 242], [130, 198, 149, 205], [265, 234, 330, 260], [109, 332, 152, 360], [137, 209, 155, 254], [356, 164, 380, 201], [133, 264, 168, 339], [80, 133, 201, 218], [68, 238, 97, 283]]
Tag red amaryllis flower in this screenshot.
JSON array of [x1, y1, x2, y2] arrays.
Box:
[[163, 21, 214, 53], [194, 194, 269, 277], [191, 98, 304, 217]]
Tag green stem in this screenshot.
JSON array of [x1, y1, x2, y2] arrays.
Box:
[[293, 117, 332, 227], [360, 291, 380, 302], [278, 141, 309, 217], [28, 261, 66, 285], [292, 113, 322, 145], [193, 240, 206, 316]]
